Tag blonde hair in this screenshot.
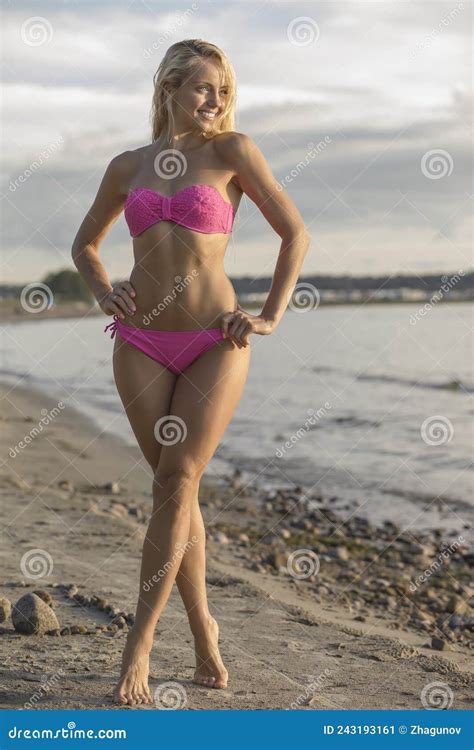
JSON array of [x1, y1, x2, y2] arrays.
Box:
[[150, 39, 236, 144]]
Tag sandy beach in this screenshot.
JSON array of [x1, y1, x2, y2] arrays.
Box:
[[0, 380, 472, 711]]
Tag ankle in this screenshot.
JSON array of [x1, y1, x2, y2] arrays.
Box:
[[126, 624, 155, 651], [190, 613, 216, 638]]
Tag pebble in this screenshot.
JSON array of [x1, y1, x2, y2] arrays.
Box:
[[102, 481, 121, 494], [329, 546, 350, 561], [446, 595, 467, 615], [0, 597, 12, 623], [431, 636, 447, 651], [238, 533, 250, 544], [32, 590, 54, 608], [58, 480, 74, 492], [214, 531, 230, 545], [12, 593, 60, 635]]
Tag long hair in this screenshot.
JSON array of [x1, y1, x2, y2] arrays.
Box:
[[150, 39, 236, 144]]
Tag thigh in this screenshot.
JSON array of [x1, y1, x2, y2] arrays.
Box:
[[112, 333, 177, 471], [156, 339, 251, 479]]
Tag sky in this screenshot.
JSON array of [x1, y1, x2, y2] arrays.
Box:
[[1, 0, 472, 284]]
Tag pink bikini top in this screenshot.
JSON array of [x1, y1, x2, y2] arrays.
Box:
[[124, 184, 235, 237]]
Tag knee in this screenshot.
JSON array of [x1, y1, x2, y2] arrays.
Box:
[[153, 465, 202, 510]]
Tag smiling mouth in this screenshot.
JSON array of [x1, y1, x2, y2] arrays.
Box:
[[197, 110, 217, 120]]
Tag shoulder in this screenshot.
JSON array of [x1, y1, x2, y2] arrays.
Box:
[[212, 132, 262, 189], [212, 131, 256, 162], [105, 148, 143, 194]]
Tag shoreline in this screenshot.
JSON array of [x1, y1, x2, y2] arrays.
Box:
[[1, 296, 472, 324], [0, 378, 472, 709]]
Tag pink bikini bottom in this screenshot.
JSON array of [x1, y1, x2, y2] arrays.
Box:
[[104, 315, 224, 375]]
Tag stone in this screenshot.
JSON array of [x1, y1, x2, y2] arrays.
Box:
[[446, 595, 467, 614], [0, 597, 12, 623], [329, 546, 350, 561], [32, 590, 54, 608], [12, 593, 60, 635], [103, 481, 120, 494], [214, 531, 230, 545], [431, 636, 447, 651]]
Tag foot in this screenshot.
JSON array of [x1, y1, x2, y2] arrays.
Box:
[[192, 616, 228, 689], [112, 627, 154, 706]]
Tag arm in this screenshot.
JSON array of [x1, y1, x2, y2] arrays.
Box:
[[71, 151, 136, 318], [219, 133, 311, 344]]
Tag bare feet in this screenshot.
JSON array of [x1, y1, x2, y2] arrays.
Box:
[[113, 627, 154, 706], [192, 616, 228, 689]]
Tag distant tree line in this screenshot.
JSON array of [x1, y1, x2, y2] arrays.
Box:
[[0, 269, 472, 302]]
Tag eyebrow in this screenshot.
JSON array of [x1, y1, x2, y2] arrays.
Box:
[[196, 81, 229, 89]]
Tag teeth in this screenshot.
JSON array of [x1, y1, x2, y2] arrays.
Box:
[[198, 111, 216, 119]]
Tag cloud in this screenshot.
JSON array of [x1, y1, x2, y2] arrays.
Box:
[[0, 0, 472, 281]]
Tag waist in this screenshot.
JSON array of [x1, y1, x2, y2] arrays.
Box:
[[124, 265, 237, 330]]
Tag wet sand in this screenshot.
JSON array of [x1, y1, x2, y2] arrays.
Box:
[[0, 380, 472, 710]]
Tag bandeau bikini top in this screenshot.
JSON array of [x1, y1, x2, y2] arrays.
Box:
[[124, 184, 235, 237]]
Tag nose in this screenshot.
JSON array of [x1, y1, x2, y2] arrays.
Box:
[[206, 92, 221, 110]]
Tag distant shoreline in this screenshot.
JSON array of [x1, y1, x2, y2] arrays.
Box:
[[1, 297, 472, 324]]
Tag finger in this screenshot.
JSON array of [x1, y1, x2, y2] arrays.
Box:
[[233, 321, 250, 345], [220, 313, 235, 339], [111, 295, 129, 318], [122, 281, 136, 298], [228, 315, 245, 336], [114, 288, 136, 312]]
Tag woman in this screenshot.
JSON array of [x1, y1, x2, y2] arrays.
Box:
[[72, 39, 310, 706]]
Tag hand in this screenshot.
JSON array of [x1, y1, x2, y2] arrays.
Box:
[[220, 308, 275, 348], [100, 281, 137, 319]]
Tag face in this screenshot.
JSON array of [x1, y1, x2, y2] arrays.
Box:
[[170, 59, 229, 133]]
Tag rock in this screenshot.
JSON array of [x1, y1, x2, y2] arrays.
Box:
[[109, 503, 128, 518], [329, 546, 350, 561], [0, 597, 12, 623], [32, 590, 54, 608], [238, 533, 250, 544], [12, 593, 60, 635], [103, 481, 121, 494], [446, 595, 467, 614], [448, 614, 462, 630], [281, 529, 292, 540], [65, 585, 78, 599], [431, 636, 447, 651], [58, 480, 74, 492], [111, 616, 126, 629], [70, 625, 87, 634], [214, 531, 230, 545], [60, 626, 71, 636], [270, 551, 288, 572]]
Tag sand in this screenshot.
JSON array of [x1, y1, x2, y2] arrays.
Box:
[[0, 380, 472, 710]]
